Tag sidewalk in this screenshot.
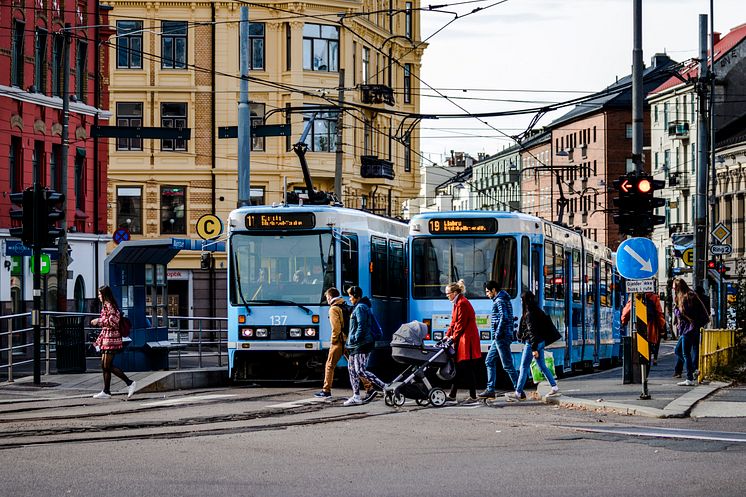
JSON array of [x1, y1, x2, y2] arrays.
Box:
[[536, 341, 729, 418]]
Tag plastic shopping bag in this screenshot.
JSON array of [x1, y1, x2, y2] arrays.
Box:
[[530, 351, 555, 383]]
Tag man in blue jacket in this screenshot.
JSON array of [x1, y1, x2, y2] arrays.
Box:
[[478, 280, 518, 399]]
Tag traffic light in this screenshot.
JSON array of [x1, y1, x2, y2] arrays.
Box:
[[707, 260, 717, 270], [42, 189, 65, 248], [612, 173, 666, 236], [200, 252, 213, 270], [9, 188, 34, 247]]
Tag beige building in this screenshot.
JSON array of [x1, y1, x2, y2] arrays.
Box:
[[104, 1, 425, 319]]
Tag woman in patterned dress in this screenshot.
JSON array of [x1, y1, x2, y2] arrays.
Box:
[[91, 285, 136, 399]]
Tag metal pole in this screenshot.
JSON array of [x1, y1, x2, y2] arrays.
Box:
[[631, 0, 644, 174], [237, 6, 251, 207], [32, 183, 43, 385], [334, 69, 344, 200], [693, 15, 709, 292], [709, 0, 720, 327], [639, 295, 650, 399], [57, 24, 72, 312]]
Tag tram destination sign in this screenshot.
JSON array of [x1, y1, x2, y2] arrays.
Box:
[[245, 212, 316, 230], [428, 218, 498, 234]]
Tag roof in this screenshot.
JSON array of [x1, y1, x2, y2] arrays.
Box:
[[651, 23, 746, 95]]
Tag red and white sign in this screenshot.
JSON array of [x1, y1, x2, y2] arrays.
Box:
[[166, 270, 189, 280]]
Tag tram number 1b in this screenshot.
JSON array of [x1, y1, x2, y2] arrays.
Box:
[[270, 315, 288, 325]]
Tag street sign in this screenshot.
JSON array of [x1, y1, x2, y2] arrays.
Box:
[[711, 223, 731, 243], [625, 279, 656, 293], [112, 227, 131, 245], [30, 253, 51, 275], [196, 214, 223, 240], [681, 247, 694, 267], [710, 244, 732, 255], [616, 238, 659, 280]]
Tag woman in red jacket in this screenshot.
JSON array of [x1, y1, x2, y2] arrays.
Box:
[[444, 280, 482, 403]]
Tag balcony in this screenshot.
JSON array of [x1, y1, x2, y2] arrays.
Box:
[[359, 84, 395, 106], [360, 155, 395, 180], [669, 172, 690, 189], [667, 121, 690, 140]]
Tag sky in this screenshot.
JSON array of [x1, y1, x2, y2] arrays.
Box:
[[417, 0, 744, 164]]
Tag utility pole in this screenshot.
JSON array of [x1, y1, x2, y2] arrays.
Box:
[[693, 15, 709, 292], [630, 0, 644, 175], [709, 0, 720, 327], [237, 6, 251, 207], [57, 23, 72, 312], [334, 69, 345, 201]]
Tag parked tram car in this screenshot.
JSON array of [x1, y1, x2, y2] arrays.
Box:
[[407, 211, 622, 377], [227, 205, 408, 381]]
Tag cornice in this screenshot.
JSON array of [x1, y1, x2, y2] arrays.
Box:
[[0, 85, 112, 118]]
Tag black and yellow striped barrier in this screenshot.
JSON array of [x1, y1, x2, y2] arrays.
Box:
[[698, 328, 738, 383]]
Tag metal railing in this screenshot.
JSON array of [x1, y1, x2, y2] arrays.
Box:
[[698, 328, 738, 383], [1, 311, 228, 382]]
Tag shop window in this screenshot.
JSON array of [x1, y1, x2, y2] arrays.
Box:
[[161, 186, 186, 234], [117, 186, 143, 234]]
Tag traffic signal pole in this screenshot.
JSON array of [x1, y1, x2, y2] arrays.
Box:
[[630, 0, 644, 175], [32, 183, 43, 385], [693, 15, 709, 293], [57, 24, 72, 312]]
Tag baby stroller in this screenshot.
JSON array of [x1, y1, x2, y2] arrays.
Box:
[[383, 321, 456, 408]]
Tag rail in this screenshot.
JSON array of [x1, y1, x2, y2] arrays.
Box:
[[1, 311, 227, 382], [698, 328, 738, 383]]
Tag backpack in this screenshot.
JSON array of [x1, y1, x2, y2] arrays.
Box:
[[336, 302, 352, 340], [370, 312, 384, 341], [119, 314, 132, 338]]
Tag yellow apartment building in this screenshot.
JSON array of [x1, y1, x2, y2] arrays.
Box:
[[104, 0, 425, 320]]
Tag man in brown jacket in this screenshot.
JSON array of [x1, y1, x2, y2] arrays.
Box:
[[314, 287, 376, 401]]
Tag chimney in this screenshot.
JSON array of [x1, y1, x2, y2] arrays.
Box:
[[713, 32, 721, 45], [651, 53, 671, 68]]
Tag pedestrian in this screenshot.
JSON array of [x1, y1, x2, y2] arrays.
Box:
[[478, 280, 518, 399], [621, 291, 665, 365], [443, 280, 481, 403], [91, 285, 136, 399], [343, 286, 386, 406], [672, 278, 710, 386], [506, 290, 560, 402], [314, 287, 377, 402]]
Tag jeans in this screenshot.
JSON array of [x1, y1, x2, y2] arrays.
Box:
[[485, 338, 518, 391], [674, 336, 684, 375], [515, 341, 556, 395], [682, 332, 700, 381]]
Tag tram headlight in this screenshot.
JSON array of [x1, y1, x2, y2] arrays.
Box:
[[304, 328, 317, 337], [432, 331, 444, 341], [255, 328, 268, 338], [240, 327, 254, 338], [289, 328, 302, 338]]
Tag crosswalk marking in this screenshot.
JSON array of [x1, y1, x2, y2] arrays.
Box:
[[140, 394, 237, 407]]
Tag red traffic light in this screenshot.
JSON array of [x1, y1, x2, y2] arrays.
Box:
[[718, 263, 728, 274], [707, 260, 716, 269], [637, 178, 652, 193]]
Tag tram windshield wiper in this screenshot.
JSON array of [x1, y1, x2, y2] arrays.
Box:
[[248, 299, 312, 315], [232, 251, 252, 316]]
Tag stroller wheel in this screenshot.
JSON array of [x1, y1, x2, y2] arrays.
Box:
[[428, 388, 447, 407], [384, 393, 394, 407], [416, 398, 430, 406], [393, 392, 406, 407]]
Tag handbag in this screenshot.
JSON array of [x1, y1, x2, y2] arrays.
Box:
[[530, 351, 555, 383]]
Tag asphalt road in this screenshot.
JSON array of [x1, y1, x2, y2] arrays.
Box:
[[0, 386, 744, 497]]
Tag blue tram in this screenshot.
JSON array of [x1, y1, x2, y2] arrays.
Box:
[[226, 205, 408, 380], [407, 211, 622, 376]]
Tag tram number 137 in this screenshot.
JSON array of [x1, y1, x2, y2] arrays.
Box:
[[270, 315, 288, 325]]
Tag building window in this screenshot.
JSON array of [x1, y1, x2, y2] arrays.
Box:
[[663, 102, 669, 128], [248, 23, 265, 70], [251, 102, 265, 152], [404, 133, 412, 173], [404, 63, 412, 104], [161, 21, 187, 69], [285, 23, 291, 71], [75, 39, 88, 102], [352, 41, 357, 85], [35, 28, 48, 93], [9, 137, 22, 192], [74, 150, 85, 211], [362, 47, 370, 83], [117, 21, 143, 69], [364, 119, 372, 155], [52, 34, 64, 97], [405, 2, 413, 39], [160, 186, 186, 234], [33, 141, 45, 186], [117, 186, 143, 234], [11, 20, 25, 87], [50, 144, 62, 192], [116, 102, 143, 151], [303, 24, 339, 72], [303, 107, 338, 152], [625, 123, 632, 139], [161, 103, 187, 151]]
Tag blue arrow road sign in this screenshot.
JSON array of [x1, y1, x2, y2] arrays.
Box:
[[617, 237, 659, 280]]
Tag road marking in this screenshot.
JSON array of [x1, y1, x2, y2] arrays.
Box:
[[140, 394, 237, 407], [266, 398, 330, 409], [568, 424, 746, 443]]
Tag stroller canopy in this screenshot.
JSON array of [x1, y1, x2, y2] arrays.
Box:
[[391, 321, 429, 347]]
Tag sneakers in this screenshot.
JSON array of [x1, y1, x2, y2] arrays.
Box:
[[343, 395, 363, 406], [504, 392, 526, 402], [461, 397, 479, 405], [545, 385, 560, 397], [314, 390, 332, 398], [92, 391, 111, 399], [445, 395, 458, 403], [127, 381, 137, 399], [477, 389, 496, 399], [677, 379, 696, 386], [362, 390, 379, 403]]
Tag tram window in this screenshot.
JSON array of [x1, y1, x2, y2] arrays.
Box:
[[388, 240, 405, 299], [341, 233, 359, 292], [371, 236, 388, 297], [601, 261, 611, 307], [544, 241, 554, 300], [586, 254, 595, 304], [572, 249, 581, 302], [521, 236, 530, 293], [531, 245, 541, 296], [554, 244, 565, 300]]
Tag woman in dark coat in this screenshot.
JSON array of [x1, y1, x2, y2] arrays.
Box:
[[506, 291, 559, 401], [444, 280, 481, 403]]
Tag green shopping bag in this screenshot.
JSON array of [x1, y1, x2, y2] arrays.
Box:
[[530, 351, 555, 383]]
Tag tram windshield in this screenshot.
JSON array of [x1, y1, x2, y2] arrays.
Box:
[[230, 232, 335, 305], [412, 236, 517, 299]]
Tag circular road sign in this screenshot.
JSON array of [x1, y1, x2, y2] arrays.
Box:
[[196, 214, 223, 240], [681, 248, 694, 267], [112, 227, 131, 245]]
